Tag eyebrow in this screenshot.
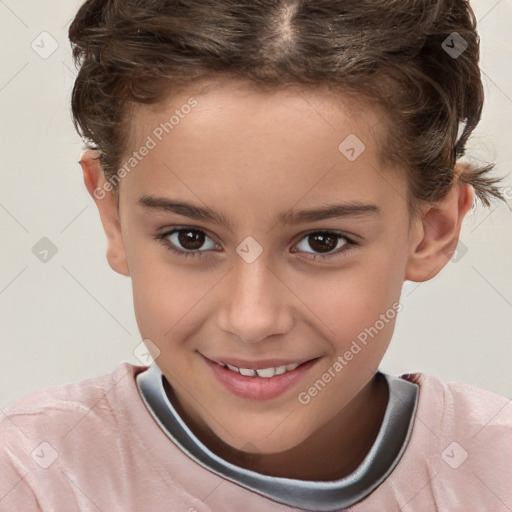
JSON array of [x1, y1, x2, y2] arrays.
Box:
[[137, 195, 380, 229]]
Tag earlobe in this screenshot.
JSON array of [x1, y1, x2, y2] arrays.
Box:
[[79, 150, 130, 277], [405, 180, 474, 282]]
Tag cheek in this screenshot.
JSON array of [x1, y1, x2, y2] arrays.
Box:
[[290, 254, 405, 347], [126, 242, 207, 341], [294, 258, 405, 421]]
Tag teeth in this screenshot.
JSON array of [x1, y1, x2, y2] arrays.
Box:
[[256, 367, 275, 378], [239, 368, 256, 377], [221, 361, 303, 377]]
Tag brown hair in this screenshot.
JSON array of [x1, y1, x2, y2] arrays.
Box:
[[68, 0, 505, 208]]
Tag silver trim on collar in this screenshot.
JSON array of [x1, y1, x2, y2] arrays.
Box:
[[136, 364, 418, 511]]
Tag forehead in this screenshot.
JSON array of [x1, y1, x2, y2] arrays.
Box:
[[130, 78, 385, 149], [120, 79, 408, 222]]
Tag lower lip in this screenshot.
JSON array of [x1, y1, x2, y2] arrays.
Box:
[[204, 356, 318, 401]]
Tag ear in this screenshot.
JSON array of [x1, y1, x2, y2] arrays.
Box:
[[405, 170, 474, 282], [79, 149, 130, 276]]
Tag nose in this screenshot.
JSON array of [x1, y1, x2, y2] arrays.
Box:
[[216, 256, 294, 344]]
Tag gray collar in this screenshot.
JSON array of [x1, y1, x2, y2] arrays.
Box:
[[136, 364, 418, 511]]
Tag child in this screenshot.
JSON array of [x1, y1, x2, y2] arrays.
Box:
[[1, 0, 511, 510]]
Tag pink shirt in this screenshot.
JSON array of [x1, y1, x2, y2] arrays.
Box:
[[1, 362, 510, 511]]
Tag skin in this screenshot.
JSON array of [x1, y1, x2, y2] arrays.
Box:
[[80, 79, 473, 481]]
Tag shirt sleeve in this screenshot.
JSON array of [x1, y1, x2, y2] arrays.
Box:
[[0, 415, 43, 512]]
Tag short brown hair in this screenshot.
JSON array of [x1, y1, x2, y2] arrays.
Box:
[[69, 0, 505, 207]]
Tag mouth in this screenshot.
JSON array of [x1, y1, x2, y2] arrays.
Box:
[[202, 354, 319, 400], [209, 358, 307, 378]]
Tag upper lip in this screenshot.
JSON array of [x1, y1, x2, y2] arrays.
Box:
[[203, 354, 316, 370]]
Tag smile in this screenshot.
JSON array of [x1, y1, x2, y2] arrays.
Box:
[[202, 354, 319, 400], [218, 362, 301, 378]]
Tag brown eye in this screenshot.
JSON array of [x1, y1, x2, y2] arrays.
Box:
[[162, 228, 219, 254], [307, 233, 340, 253], [294, 231, 352, 259], [177, 229, 205, 250]]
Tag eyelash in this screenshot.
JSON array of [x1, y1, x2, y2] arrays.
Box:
[[154, 227, 358, 261]]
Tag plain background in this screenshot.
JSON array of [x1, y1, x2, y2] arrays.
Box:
[[0, 0, 511, 409]]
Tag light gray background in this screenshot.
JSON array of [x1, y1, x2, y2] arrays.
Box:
[[0, 0, 511, 409]]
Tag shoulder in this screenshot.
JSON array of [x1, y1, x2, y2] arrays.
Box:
[[0, 362, 151, 509], [383, 372, 512, 511], [403, 372, 511, 436], [0, 362, 148, 442]]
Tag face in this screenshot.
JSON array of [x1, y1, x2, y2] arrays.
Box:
[[112, 80, 420, 454]]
